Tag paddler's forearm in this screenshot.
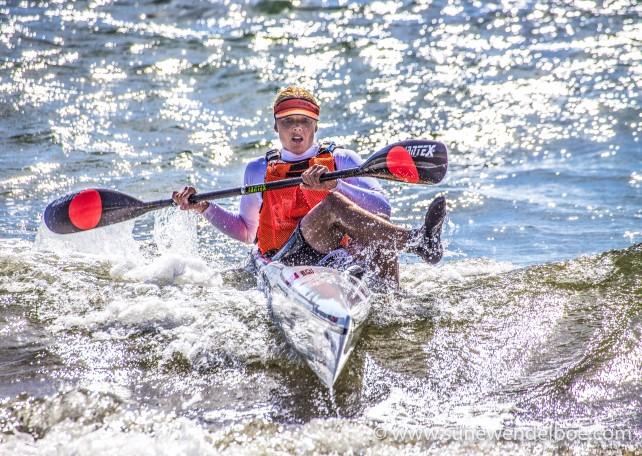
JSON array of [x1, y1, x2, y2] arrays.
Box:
[[333, 179, 391, 217], [202, 202, 256, 243]]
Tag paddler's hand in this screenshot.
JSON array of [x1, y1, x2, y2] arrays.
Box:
[[300, 164, 337, 191], [171, 186, 210, 213]]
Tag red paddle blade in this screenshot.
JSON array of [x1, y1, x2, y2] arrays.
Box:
[[359, 139, 448, 184], [43, 189, 147, 234]]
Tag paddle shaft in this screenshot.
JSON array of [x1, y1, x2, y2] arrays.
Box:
[[43, 139, 448, 234], [140, 167, 361, 211]]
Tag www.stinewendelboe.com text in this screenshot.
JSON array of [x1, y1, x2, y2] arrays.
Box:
[[374, 423, 633, 445]]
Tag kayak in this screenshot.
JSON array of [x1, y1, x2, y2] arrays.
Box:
[[250, 250, 372, 388]]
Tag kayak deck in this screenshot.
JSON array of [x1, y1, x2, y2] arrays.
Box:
[[253, 253, 371, 388]]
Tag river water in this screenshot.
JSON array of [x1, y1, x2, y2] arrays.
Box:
[[1, 0, 641, 454]]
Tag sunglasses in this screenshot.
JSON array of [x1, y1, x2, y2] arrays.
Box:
[[277, 116, 316, 128]]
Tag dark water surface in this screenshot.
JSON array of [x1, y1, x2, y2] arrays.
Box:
[[1, 0, 641, 454]]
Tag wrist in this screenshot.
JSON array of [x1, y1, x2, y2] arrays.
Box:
[[196, 201, 210, 213]]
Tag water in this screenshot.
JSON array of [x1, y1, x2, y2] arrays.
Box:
[[1, 0, 641, 453]]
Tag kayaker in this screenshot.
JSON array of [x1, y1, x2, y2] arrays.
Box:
[[172, 86, 447, 284]]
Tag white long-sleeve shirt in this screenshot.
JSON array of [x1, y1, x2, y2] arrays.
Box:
[[202, 143, 391, 243]]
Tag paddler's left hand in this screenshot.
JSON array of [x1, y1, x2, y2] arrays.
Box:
[[300, 164, 337, 191]]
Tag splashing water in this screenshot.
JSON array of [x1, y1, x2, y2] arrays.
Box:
[[1, 0, 641, 454]]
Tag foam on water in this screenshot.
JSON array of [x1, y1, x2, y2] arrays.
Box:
[[368, 258, 516, 326], [2, 0, 642, 452], [2, 393, 217, 456], [1, 240, 640, 453], [54, 294, 198, 332], [402, 258, 516, 290], [110, 254, 219, 285]]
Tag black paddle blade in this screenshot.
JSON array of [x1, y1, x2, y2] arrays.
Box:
[[43, 189, 149, 234], [359, 139, 448, 184]]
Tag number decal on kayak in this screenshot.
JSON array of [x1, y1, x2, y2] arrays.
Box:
[[287, 268, 315, 284]]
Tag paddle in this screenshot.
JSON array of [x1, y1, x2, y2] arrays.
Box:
[[43, 139, 448, 234]]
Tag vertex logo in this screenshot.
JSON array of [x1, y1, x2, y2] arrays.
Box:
[[406, 144, 436, 157], [242, 184, 267, 194]]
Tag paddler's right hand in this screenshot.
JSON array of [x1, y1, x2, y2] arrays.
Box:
[[172, 186, 210, 213]]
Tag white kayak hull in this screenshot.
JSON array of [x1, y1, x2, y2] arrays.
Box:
[[253, 253, 371, 388]]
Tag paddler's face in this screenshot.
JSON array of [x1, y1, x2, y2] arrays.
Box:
[[275, 115, 317, 154]]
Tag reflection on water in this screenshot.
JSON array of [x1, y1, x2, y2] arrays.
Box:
[[1, 0, 641, 453]]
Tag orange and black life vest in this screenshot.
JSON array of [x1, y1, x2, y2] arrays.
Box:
[[257, 143, 337, 254]]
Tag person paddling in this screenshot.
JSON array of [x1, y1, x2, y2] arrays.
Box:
[[172, 86, 447, 285]]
